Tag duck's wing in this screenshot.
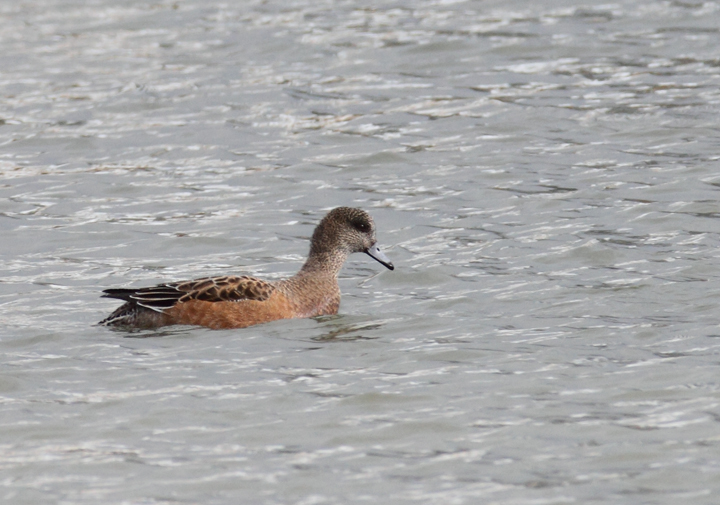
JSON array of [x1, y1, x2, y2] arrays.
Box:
[[102, 275, 275, 313]]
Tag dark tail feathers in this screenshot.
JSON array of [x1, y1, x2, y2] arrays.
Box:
[[101, 288, 138, 302]]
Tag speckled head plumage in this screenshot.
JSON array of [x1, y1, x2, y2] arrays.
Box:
[[306, 207, 394, 271]]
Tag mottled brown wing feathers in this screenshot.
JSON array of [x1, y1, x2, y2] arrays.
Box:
[[102, 276, 275, 312], [174, 276, 275, 303]]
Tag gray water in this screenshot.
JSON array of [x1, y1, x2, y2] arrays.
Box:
[[2, 0, 720, 503]]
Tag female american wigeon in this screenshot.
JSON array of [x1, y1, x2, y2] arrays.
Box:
[[99, 207, 393, 329]]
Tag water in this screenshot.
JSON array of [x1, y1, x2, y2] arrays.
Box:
[[2, 0, 720, 503]]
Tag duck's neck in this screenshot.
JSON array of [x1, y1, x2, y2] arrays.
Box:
[[274, 250, 347, 318], [297, 249, 348, 277]]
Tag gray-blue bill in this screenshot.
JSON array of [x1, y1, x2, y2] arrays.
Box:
[[365, 243, 394, 270]]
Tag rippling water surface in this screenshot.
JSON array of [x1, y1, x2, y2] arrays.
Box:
[[2, 1, 720, 503]]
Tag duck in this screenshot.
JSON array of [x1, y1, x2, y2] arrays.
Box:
[[99, 207, 394, 329]]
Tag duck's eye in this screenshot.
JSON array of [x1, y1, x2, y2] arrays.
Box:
[[352, 220, 371, 233]]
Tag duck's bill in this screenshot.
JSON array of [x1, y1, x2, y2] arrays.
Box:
[[365, 243, 394, 270]]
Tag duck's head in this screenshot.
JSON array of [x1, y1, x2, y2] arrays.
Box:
[[309, 207, 394, 271]]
